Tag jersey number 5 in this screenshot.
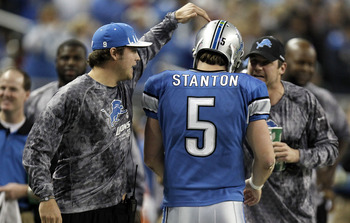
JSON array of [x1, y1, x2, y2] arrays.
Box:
[[186, 97, 217, 157]]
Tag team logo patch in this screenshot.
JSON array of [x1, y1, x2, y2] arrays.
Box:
[[256, 39, 272, 49], [101, 99, 127, 127]]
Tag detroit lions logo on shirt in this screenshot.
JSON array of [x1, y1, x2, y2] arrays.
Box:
[[256, 39, 272, 49], [101, 100, 127, 127]]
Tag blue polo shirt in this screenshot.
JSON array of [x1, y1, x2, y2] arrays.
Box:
[[0, 120, 32, 209]]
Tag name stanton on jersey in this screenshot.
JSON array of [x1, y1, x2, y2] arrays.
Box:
[[172, 73, 239, 87]]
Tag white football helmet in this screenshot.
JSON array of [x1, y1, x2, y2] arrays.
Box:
[[192, 20, 244, 72]]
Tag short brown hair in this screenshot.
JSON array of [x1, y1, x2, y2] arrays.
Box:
[[87, 47, 125, 68], [197, 50, 228, 68], [0, 67, 31, 91]]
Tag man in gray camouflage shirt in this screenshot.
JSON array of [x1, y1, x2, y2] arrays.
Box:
[[22, 3, 211, 223], [284, 38, 350, 223], [24, 38, 147, 222], [243, 36, 338, 223]]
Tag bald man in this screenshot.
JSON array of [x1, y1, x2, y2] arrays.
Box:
[[284, 38, 350, 223]]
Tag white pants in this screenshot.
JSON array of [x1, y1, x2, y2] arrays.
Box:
[[161, 201, 245, 223]]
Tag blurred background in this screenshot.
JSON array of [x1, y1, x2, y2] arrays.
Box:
[[1, 0, 350, 93], [1, 0, 350, 222]]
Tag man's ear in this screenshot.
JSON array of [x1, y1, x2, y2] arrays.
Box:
[[110, 47, 120, 61], [280, 62, 287, 76], [24, 90, 31, 102]]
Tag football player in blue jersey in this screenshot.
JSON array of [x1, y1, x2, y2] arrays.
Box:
[[142, 20, 275, 223]]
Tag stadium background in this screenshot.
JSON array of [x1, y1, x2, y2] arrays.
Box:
[[1, 0, 349, 222]]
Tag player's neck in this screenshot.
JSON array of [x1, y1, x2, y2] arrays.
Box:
[[197, 61, 226, 72]]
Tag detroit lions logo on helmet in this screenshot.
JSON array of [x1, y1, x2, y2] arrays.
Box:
[[256, 39, 272, 49], [101, 100, 127, 127]]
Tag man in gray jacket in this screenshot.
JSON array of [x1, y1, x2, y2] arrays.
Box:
[[23, 3, 210, 223]]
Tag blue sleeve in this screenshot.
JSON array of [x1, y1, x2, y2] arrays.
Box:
[[142, 72, 167, 119], [248, 80, 270, 122]]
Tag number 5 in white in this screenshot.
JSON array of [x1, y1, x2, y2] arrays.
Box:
[[186, 97, 216, 157]]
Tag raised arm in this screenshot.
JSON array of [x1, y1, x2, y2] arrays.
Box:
[[135, 3, 211, 81], [175, 2, 211, 23]]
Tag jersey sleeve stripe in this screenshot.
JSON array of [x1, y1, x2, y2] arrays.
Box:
[[248, 98, 271, 119], [248, 96, 270, 105], [142, 92, 159, 114]]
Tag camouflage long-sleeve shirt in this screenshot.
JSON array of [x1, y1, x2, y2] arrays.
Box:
[[22, 12, 178, 214], [244, 81, 338, 223], [305, 82, 350, 142], [25, 80, 146, 208]]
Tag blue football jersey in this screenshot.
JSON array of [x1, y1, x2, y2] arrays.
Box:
[[142, 69, 270, 207]]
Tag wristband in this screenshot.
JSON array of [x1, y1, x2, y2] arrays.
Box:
[[40, 196, 55, 202], [248, 177, 263, 190]]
